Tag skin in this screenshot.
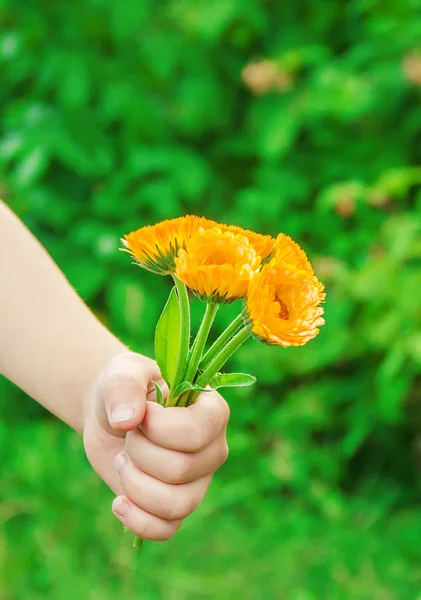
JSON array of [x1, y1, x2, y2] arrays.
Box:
[[0, 201, 229, 541]]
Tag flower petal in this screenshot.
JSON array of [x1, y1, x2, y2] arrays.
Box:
[[122, 216, 218, 275]]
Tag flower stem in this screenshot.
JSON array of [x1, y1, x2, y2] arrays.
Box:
[[133, 536, 143, 549], [189, 326, 251, 404], [167, 277, 190, 407], [185, 302, 219, 384], [199, 313, 244, 372]]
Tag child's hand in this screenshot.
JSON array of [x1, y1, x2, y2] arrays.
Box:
[[83, 351, 230, 541]]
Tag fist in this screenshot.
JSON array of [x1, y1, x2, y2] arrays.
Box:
[[83, 352, 230, 541]]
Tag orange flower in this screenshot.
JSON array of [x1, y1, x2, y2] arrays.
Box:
[[219, 224, 275, 261], [175, 228, 261, 303], [273, 233, 315, 276], [245, 255, 325, 347], [122, 216, 218, 274]]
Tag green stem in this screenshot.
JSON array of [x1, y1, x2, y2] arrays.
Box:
[[185, 302, 219, 384], [189, 326, 251, 404], [199, 313, 244, 372], [167, 277, 191, 407], [133, 536, 144, 549]]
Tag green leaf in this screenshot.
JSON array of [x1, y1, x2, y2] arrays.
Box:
[[154, 287, 181, 387], [13, 147, 49, 187], [153, 381, 166, 407], [210, 373, 256, 389], [173, 381, 209, 397], [173, 373, 256, 398]]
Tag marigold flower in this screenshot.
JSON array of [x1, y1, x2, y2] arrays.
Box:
[[219, 224, 275, 261], [273, 233, 315, 276], [122, 216, 218, 274], [245, 255, 325, 347], [175, 228, 261, 303]]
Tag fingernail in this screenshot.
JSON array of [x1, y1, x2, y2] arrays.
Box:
[[113, 498, 131, 518], [110, 403, 136, 424], [113, 451, 128, 473]]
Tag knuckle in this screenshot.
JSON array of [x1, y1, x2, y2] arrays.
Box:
[[160, 498, 183, 521], [104, 370, 132, 390], [217, 396, 230, 425], [219, 441, 229, 466], [192, 424, 208, 452], [159, 491, 195, 521], [141, 514, 180, 541], [159, 504, 176, 521], [142, 417, 159, 441], [107, 352, 147, 376], [138, 516, 180, 542], [168, 454, 193, 484], [159, 520, 180, 542], [136, 516, 157, 541], [102, 373, 144, 410], [207, 400, 230, 437], [171, 496, 195, 521]]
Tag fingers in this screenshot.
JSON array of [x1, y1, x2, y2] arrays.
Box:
[[112, 495, 183, 541], [139, 390, 230, 452], [114, 452, 212, 521], [98, 352, 164, 434], [125, 428, 228, 484], [104, 374, 230, 540]]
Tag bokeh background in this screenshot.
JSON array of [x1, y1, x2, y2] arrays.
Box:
[[1, 1, 421, 598]]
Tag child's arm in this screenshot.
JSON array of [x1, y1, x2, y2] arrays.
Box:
[[0, 200, 126, 432], [0, 201, 229, 541]]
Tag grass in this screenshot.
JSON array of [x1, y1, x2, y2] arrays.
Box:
[[1, 419, 421, 600]]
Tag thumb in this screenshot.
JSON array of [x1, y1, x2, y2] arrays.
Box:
[[96, 351, 164, 435]]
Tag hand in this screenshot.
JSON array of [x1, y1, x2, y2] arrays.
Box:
[[83, 351, 230, 541]]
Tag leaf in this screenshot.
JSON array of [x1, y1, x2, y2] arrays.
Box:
[[173, 381, 209, 397], [173, 374, 256, 397], [210, 373, 256, 389], [153, 381, 166, 407], [154, 287, 181, 387], [13, 147, 49, 187], [257, 101, 300, 159]]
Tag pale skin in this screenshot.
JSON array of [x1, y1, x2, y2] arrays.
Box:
[[0, 201, 229, 541]]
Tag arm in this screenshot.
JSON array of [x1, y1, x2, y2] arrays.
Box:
[[0, 200, 125, 432]]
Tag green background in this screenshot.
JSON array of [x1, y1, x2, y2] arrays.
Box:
[[1, 1, 421, 598]]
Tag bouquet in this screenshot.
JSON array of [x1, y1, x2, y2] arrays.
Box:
[[122, 216, 325, 547]]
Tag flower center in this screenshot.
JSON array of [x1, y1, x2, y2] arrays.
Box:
[[204, 247, 233, 266], [275, 295, 289, 320]]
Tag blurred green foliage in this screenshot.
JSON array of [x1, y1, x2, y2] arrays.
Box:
[[1, 0, 421, 598]]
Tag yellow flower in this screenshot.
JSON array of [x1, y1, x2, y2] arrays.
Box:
[[245, 249, 325, 347], [175, 228, 261, 303], [219, 224, 275, 261], [122, 216, 218, 274], [273, 233, 315, 276]]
